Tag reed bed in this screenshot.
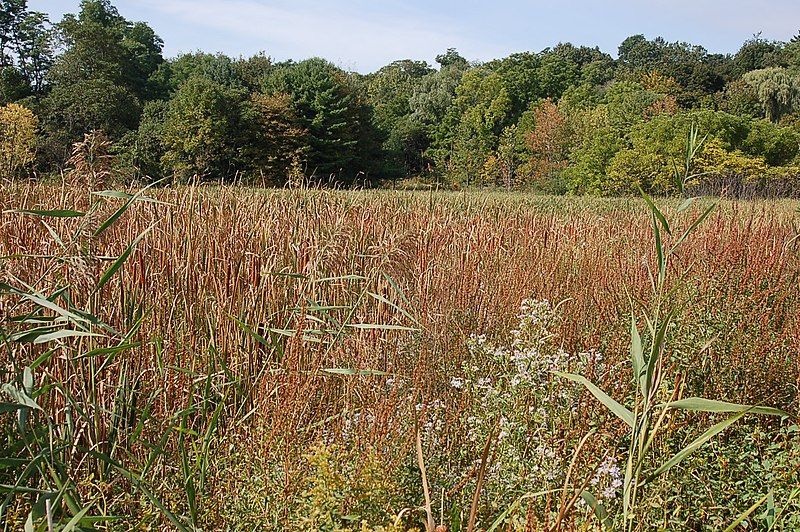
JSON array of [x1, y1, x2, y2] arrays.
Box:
[[1, 184, 798, 529]]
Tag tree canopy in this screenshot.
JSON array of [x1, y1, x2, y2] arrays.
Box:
[[1, 0, 799, 195]]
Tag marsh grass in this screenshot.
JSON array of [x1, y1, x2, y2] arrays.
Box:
[[0, 182, 798, 529]]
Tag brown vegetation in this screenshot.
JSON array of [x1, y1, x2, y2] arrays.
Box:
[[1, 184, 798, 528]]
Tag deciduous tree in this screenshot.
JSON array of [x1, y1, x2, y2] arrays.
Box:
[[0, 102, 37, 179]]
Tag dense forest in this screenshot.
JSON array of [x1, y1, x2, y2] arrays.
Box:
[[2, 0, 800, 194]]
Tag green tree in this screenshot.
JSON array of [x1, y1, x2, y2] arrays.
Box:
[[0, 65, 28, 104], [561, 106, 625, 193], [44, 77, 141, 138], [154, 52, 241, 94], [538, 43, 609, 101], [52, 1, 134, 86], [720, 79, 762, 118], [410, 60, 465, 127], [14, 11, 54, 93], [743, 119, 799, 165], [486, 52, 541, 118], [0, 1, 53, 97], [121, 21, 164, 99], [435, 48, 468, 69], [604, 80, 662, 131], [267, 58, 373, 182], [732, 34, 786, 77], [618, 35, 661, 73], [160, 76, 246, 181], [440, 68, 512, 185], [366, 59, 432, 177], [233, 52, 274, 92], [742, 67, 800, 122], [243, 92, 308, 184], [0, 0, 26, 68], [43, 0, 163, 140], [117, 99, 167, 180], [617, 35, 730, 105]]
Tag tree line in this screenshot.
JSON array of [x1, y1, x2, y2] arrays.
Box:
[[2, 0, 800, 194]]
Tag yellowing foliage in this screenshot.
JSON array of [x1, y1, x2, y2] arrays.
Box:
[[606, 148, 674, 195], [695, 138, 768, 183], [0, 103, 38, 180]]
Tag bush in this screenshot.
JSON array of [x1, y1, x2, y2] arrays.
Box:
[[695, 138, 768, 184], [606, 148, 674, 195], [0, 103, 38, 180], [292, 444, 409, 531]]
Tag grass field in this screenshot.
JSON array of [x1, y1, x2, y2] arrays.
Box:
[[1, 184, 799, 530]]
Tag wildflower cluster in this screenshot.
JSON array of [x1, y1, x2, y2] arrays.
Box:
[[590, 455, 624, 501], [456, 299, 618, 512]]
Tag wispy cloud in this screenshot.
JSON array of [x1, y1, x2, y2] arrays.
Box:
[[136, 0, 503, 71]]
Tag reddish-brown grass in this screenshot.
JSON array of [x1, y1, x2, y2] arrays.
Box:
[[1, 184, 798, 526]]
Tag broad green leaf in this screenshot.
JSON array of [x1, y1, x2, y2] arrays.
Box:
[[383, 272, 414, 311], [0, 403, 25, 413], [232, 317, 270, 347], [313, 274, 366, 283], [367, 291, 419, 325], [9, 209, 85, 218], [9, 326, 55, 343], [87, 449, 189, 531], [645, 308, 677, 398], [676, 198, 695, 213], [764, 491, 775, 529], [581, 491, 610, 529], [671, 201, 717, 252], [263, 271, 307, 279], [662, 398, 787, 417], [630, 316, 645, 395], [0, 284, 90, 328], [61, 506, 92, 532], [94, 223, 156, 293], [346, 323, 419, 331], [645, 411, 746, 483], [640, 190, 671, 235], [93, 180, 164, 237], [32, 329, 105, 345], [265, 328, 295, 338], [92, 190, 169, 205], [0, 384, 41, 411], [554, 372, 634, 427], [22, 367, 33, 396]]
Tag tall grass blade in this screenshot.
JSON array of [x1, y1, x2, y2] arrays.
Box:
[[93, 179, 165, 237], [723, 491, 772, 532], [662, 398, 787, 417], [645, 411, 746, 483], [554, 372, 634, 427], [93, 223, 156, 294], [630, 316, 645, 395]]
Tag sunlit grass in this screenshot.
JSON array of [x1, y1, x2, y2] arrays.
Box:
[[1, 183, 798, 529]]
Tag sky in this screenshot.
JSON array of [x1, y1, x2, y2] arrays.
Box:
[[28, 0, 800, 73]]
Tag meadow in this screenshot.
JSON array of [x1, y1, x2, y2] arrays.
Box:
[[1, 183, 799, 530]]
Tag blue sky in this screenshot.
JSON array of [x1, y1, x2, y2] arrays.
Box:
[[28, 0, 800, 73]]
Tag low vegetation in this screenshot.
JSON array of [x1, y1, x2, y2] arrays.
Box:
[[1, 183, 798, 529]]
